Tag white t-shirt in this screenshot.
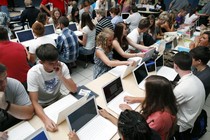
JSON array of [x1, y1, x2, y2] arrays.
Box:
[[82, 26, 96, 50], [127, 28, 143, 51], [27, 62, 71, 104], [173, 72, 205, 132], [125, 12, 142, 32]]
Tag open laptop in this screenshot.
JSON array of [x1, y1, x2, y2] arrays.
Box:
[[66, 96, 117, 140], [121, 13, 130, 20], [24, 127, 50, 140], [155, 54, 178, 81], [15, 29, 35, 47], [132, 62, 149, 90], [102, 77, 140, 115], [44, 24, 58, 39], [108, 58, 141, 78], [141, 47, 156, 62], [156, 40, 166, 54], [68, 23, 83, 36]]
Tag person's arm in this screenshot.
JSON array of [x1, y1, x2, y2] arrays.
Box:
[[126, 37, 150, 51], [78, 33, 87, 46], [124, 96, 145, 104], [0, 131, 8, 140], [40, 4, 51, 16], [161, 22, 174, 32], [95, 49, 135, 67], [99, 109, 118, 125], [68, 131, 80, 140], [169, 0, 175, 10], [29, 92, 58, 132]]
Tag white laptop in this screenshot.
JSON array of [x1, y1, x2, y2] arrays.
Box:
[[15, 29, 35, 47], [156, 40, 166, 54], [155, 54, 178, 81], [102, 77, 140, 115], [44, 24, 58, 40], [8, 121, 35, 140], [66, 96, 117, 140], [108, 58, 141, 78], [24, 127, 50, 140], [68, 23, 83, 36], [44, 94, 78, 124], [141, 47, 156, 62], [132, 62, 149, 90]]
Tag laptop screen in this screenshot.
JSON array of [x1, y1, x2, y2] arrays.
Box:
[[16, 30, 34, 42], [103, 77, 123, 103], [68, 24, 77, 31], [156, 55, 164, 71], [67, 98, 97, 132], [44, 24, 55, 35], [121, 13, 129, 19], [133, 63, 148, 84], [24, 128, 49, 140], [173, 37, 178, 48]]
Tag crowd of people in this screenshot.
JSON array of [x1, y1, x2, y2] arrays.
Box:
[[0, 0, 210, 139]]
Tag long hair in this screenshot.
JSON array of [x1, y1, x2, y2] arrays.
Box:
[[114, 22, 124, 46], [52, 8, 62, 26], [148, 15, 155, 35], [141, 75, 177, 119], [81, 12, 95, 30]]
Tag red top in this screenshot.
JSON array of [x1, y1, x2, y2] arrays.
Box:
[[41, 0, 68, 15], [0, 0, 8, 6], [0, 41, 30, 83]]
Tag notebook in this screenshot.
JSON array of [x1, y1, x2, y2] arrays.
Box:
[[132, 62, 149, 90], [121, 13, 130, 20], [66, 96, 117, 140], [15, 29, 35, 47], [108, 58, 141, 78], [24, 127, 50, 140], [44, 94, 78, 124], [141, 47, 156, 62], [102, 77, 140, 115], [155, 54, 178, 81], [44, 24, 58, 39]]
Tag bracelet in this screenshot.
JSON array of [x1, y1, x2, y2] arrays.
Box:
[[5, 101, 11, 112]]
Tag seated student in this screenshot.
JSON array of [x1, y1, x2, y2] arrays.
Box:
[[154, 0, 166, 12], [156, 13, 169, 39], [27, 44, 77, 132], [189, 31, 210, 50], [109, 7, 123, 28], [68, 110, 161, 140], [36, 12, 49, 26], [124, 6, 142, 32], [111, 22, 149, 61], [0, 64, 34, 133], [116, 75, 177, 140], [29, 22, 56, 65], [175, 9, 187, 28], [143, 15, 156, 46], [48, 8, 62, 29], [127, 18, 151, 53], [93, 28, 135, 79], [68, 5, 79, 23], [160, 12, 175, 32], [190, 46, 210, 99]]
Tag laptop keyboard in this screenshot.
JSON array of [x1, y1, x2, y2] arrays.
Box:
[[109, 65, 127, 77]]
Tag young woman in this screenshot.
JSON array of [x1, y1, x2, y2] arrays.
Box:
[[112, 22, 149, 61], [68, 5, 79, 23], [93, 28, 135, 79], [189, 31, 210, 50], [49, 8, 62, 29], [36, 12, 49, 25], [160, 12, 175, 32], [78, 12, 96, 55]]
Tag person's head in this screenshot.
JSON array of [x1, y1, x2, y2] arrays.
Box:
[[109, 7, 120, 18], [130, 6, 138, 13], [0, 64, 7, 91], [36, 44, 59, 72], [96, 28, 114, 53], [52, 8, 62, 20], [32, 22, 45, 37], [0, 26, 9, 41], [118, 110, 152, 140], [58, 16, 69, 29], [199, 31, 210, 47], [190, 46, 210, 67], [138, 18, 150, 32], [82, 1, 90, 12], [173, 52, 192, 71], [114, 22, 128, 44], [36, 12, 48, 25], [95, 9, 105, 20], [141, 75, 177, 118], [71, 6, 79, 22], [148, 15, 155, 28], [24, 0, 32, 7], [158, 12, 169, 24], [179, 9, 187, 17], [81, 12, 95, 30]]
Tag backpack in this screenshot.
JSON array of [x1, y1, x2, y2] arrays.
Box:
[[163, 50, 178, 68], [191, 109, 208, 139]]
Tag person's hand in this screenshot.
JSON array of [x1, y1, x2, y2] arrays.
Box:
[[136, 52, 145, 58], [0, 131, 8, 140], [44, 118, 58, 132], [99, 109, 111, 119], [124, 96, 137, 104], [0, 92, 7, 110], [127, 60, 136, 67], [119, 104, 132, 111], [189, 41, 196, 50], [54, 62, 62, 78], [68, 130, 79, 140]]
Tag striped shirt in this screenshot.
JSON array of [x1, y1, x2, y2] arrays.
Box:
[[96, 17, 114, 37]]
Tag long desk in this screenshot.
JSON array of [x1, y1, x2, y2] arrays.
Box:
[[7, 72, 145, 140]]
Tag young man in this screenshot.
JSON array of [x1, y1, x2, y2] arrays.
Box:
[[0, 64, 34, 135], [172, 52, 205, 139], [27, 44, 77, 132]]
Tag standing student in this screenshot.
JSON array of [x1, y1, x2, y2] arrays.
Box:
[[27, 44, 77, 132], [93, 28, 135, 79], [169, 0, 189, 11]]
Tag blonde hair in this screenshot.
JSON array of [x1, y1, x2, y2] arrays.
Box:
[[159, 12, 169, 22]]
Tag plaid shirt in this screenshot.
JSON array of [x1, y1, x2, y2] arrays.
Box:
[[56, 27, 79, 63]]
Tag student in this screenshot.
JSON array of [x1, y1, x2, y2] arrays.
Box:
[[0, 64, 34, 132], [68, 5, 79, 23], [169, 0, 189, 11], [127, 18, 151, 53], [36, 12, 49, 25], [160, 12, 175, 32], [156, 13, 169, 39], [79, 0, 93, 20], [93, 28, 135, 79], [68, 110, 161, 140], [112, 22, 149, 61], [120, 0, 132, 13], [109, 7, 123, 28], [117, 75, 177, 140], [27, 44, 77, 132], [190, 46, 210, 99], [48, 8, 62, 29], [29, 21, 56, 65], [189, 31, 210, 50], [94, 0, 108, 17], [154, 0, 165, 12], [172, 52, 205, 140]]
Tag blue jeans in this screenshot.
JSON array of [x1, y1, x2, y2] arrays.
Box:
[[79, 47, 94, 55]]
